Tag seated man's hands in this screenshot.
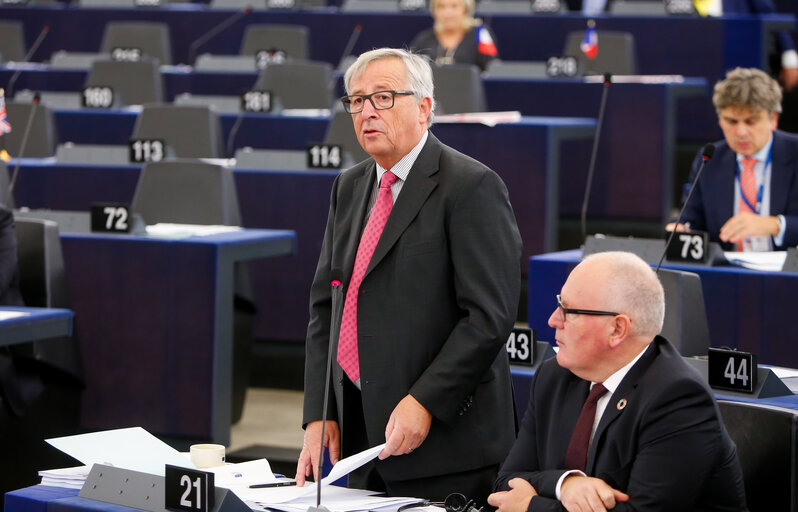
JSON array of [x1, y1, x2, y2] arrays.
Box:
[[487, 478, 537, 512], [719, 212, 779, 243], [560, 475, 629, 512]]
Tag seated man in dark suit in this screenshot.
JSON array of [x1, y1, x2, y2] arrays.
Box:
[[670, 67, 798, 251], [488, 251, 747, 512]]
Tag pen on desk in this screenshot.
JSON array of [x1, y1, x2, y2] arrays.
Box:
[[249, 481, 297, 489]]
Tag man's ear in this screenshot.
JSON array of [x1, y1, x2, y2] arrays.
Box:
[[607, 315, 631, 349], [417, 96, 432, 124]]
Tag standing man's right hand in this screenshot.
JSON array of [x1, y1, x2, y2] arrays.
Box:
[[296, 420, 341, 486]]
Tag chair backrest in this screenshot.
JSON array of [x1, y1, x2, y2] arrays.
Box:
[[14, 218, 68, 309], [4, 102, 58, 158], [100, 21, 172, 65], [484, 59, 548, 78], [240, 24, 310, 61], [86, 58, 164, 106], [718, 401, 798, 512], [340, 0, 400, 12], [254, 61, 334, 109], [432, 64, 487, 114], [476, 0, 533, 14], [132, 104, 224, 158], [564, 30, 638, 75], [609, 0, 667, 14], [0, 161, 14, 210], [0, 21, 25, 63], [131, 160, 242, 226], [657, 268, 710, 357], [323, 109, 369, 164]]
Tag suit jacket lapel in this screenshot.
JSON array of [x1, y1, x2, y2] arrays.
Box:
[[707, 147, 736, 231], [770, 131, 795, 215], [586, 341, 659, 473], [364, 133, 441, 276]]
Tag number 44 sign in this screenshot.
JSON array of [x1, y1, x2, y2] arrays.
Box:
[[708, 347, 756, 393]]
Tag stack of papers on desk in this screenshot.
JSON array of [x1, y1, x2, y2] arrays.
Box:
[[39, 466, 91, 489], [723, 251, 787, 272]]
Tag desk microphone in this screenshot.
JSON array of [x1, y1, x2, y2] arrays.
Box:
[[187, 7, 252, 66], [580, 72, 611, 244], [6, 93, 41, 206], [655, 143, 715, 273], [6, 25, 50, 98], [337, 25, 363, 70], [307, 272, 343, 512]]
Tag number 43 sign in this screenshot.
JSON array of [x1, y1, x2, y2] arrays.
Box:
[[506, 327, 536, 366]]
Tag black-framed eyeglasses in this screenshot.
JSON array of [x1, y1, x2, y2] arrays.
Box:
[[340, 90, 415, 114], [556, 294, 619, 323]]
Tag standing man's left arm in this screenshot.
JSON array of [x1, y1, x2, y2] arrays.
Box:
[[380, 166, 522, 458]]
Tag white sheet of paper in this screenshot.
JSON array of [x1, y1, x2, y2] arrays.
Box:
[[0, 311, 30, 320], [211, 459, 275, 489], [46, 426, 194, 476], [723, 251, 787, 272]]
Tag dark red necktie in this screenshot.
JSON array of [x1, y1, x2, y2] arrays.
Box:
[[564, 383, 608, 471]]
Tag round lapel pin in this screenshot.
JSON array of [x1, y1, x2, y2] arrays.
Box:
[[616, 398, 627, 410]]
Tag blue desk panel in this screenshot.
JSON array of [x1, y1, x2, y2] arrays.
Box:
[[12, 116, 594, 342], [527, 250, 798, 369], [59, 229, 295, 443]]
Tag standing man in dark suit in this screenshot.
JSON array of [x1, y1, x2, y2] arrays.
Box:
[[488, 252, 747, 512], [670, 67, 798, 251], [296, 48, 521, 502]]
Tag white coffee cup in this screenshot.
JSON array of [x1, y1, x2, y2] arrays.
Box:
[[190, 444, 226, 468]]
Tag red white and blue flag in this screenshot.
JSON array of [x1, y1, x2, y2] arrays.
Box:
[[477, 26, 498, 57], [580, 22, 598, 60], [0, 92, 11, 135]]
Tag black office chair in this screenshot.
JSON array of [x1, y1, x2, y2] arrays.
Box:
[[718, 401, 798, 511], [254, 61, 335, 109], [131, 160, 253, 423], [657, 268, 710, 357], [432, 64, 487, 114], [132, 104, 224, 159], [240, 24, 310, 61], [4, 102, 58, 158], [0, 21, 25, 64], [85, 58, 165, 106], [100, 21, 173, 65], [323, 110, 369, 164], [564, 30, 638, 75], [0, 216, 82, 503]]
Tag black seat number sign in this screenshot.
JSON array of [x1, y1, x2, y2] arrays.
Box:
[[82, 86, 114, 109], [307, 144, 342, 169], [256, 49, 287, 70], [398, 0, 426, 11], [241, 90, 272, 113], [165, 465, 215, 512], [708, 348, 756, 393], [665, 230, 708, 263], [506, 327, 535, 366], [546, 56, 579, 77], [111, 47, 142, 62], [91, 203, 131, 233], [129, 139, 165, 163]]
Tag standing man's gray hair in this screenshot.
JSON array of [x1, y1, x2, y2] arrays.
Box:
[[343, 48, 436, 126]]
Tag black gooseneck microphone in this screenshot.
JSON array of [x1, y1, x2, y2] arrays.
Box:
[[187, 7, 252, 66], [580, 72, 611, 244], [6, 25, 50, 98], [6, 93, 41, 206], [655, 143, 715, 273], [307, 272, 343, 512], [337, 25, 363, 70]]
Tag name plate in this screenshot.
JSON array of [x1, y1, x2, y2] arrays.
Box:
[[506, 327, 536, 366], [665, 230, 709, 263], [82, 86, 115, 109], [255, 49, 287, 70], [129, 138, 165, 163], [241, 90, 272, 113], [307, 144, 343, 169], [531, 0, 560, 13], [266, 0, 296, 8], [665, 0, 695, 14], [545, 56, 579, 77], [165, 465, 215, 512], [708, 347, 756, 393], [91, 203, 131, 233], [111, 47, 142, 62], [398, 0, 426, 11]]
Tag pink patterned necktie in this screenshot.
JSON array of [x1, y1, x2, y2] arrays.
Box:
[[737, 156, 757, 251], [337, 171, 398, 382]]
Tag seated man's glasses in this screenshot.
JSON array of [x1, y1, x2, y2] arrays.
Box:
[[341, 90, 415, 114], [556, 294, 619, 323]]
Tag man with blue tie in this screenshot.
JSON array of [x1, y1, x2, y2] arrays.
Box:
[[671, 67, 798, 251]]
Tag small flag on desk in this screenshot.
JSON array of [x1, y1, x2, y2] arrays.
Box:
[[580, 20, 598, 60], [477, 25, 498, 57], [0, 89, 11, 135]]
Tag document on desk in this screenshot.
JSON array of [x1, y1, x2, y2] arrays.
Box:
[[46, 426, 194, 476], [723, 251, 787, 272]]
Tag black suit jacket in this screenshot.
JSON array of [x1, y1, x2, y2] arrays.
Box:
[[303, 133, 521, 481], [680, 130, 798, 250], [495, 336, 747, 512]]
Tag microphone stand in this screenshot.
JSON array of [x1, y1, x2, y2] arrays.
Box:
[[6, 94, 40, 206], [580, 73, 611, 244]]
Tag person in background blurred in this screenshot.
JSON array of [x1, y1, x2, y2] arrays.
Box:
[[409, 0, 498, 72]]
